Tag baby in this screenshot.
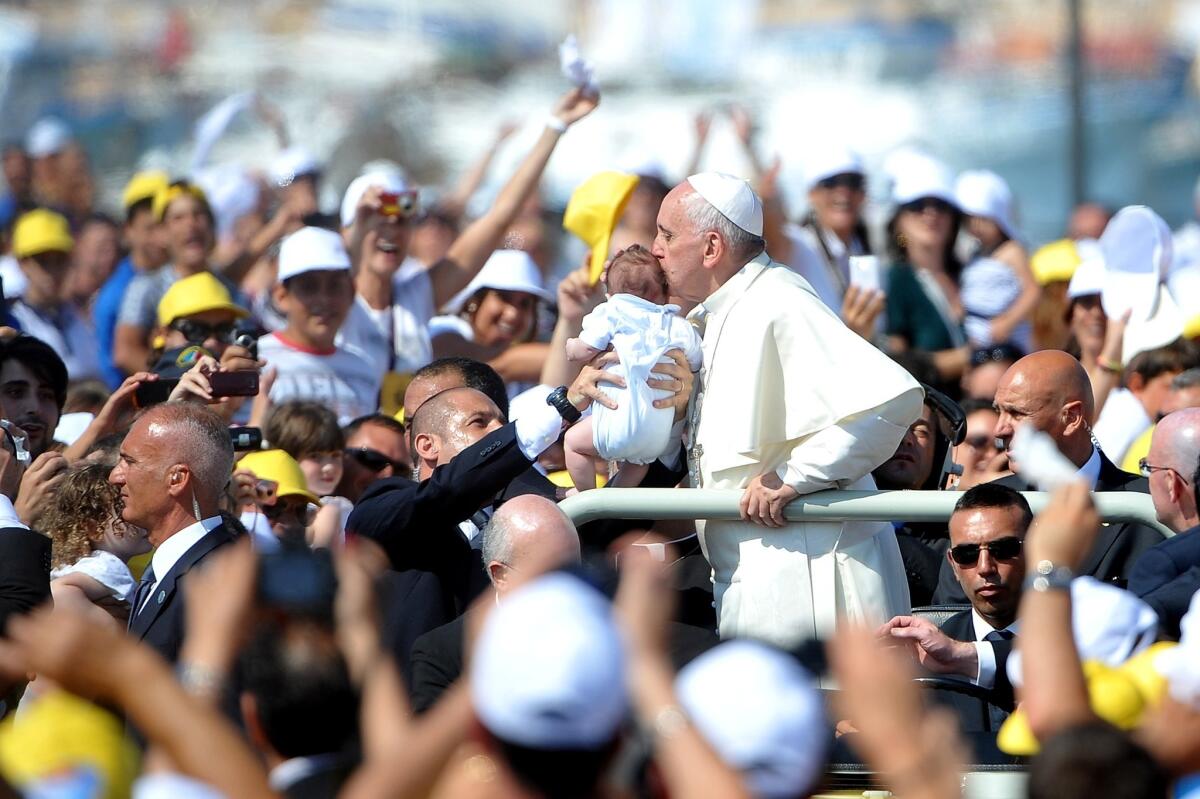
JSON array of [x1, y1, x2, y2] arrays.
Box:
[[564, 245, 703, 492]]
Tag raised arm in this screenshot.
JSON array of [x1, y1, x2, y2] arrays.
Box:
[[428, 87, 599, 309], [439, 121, 518, 220]]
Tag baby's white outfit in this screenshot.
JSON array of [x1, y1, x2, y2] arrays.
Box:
[[578, 294, 703, 464], [50, 550, 135, 603]]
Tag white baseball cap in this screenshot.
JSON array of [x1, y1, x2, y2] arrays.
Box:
[[339, 170, 410, 228], [686, 172, 763, 237], [891, 154, 957, 208], [802, 143, 864, 190], [470, 572, 627, 749], [956, 169, 1019, 240], [25, 117, 72, 158], [676, 641, 827, 798], [277, 226, 351, 284], [442, 249, 553, 314], [1155, 587, 1200, 709], [270, 145, 321, 188], [1099, 205, 1173, 322], [1067, 239, 1105, 299], [1008, 577, 1158, 687]]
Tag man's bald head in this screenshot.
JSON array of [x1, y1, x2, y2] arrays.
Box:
[[481, 495, 581, 593], [994, 351, 1096, 466], [1147, 408, 1200, 531], [409, 387, 505, 477]]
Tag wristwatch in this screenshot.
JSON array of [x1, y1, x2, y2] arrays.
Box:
[[1024, 559, 1075, 592], [546, 385, 582, 424]]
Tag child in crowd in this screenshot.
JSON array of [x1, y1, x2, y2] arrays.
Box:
[[42, 463, 151, 623], [265, 399, 352, 548], [258, 226, 381, 426], [563, 244, 702, 492]]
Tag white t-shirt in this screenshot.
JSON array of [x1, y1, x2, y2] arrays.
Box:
[[10, 299, 102, 381], [335, 258, 435, 376], [258, 332, 381, 425]]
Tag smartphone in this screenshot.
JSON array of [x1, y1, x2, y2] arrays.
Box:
[[133, 378, 179, 408], [209, 371, 260, 398], [848, 255, 882, 294], [230, 426, 263, 452]]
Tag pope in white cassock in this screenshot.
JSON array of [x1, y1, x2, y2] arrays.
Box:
[[651, 172, 924, 647]]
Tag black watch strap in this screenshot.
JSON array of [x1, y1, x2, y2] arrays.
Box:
[[546, 385, 582, 423]]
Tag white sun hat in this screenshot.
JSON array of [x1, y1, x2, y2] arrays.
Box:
[[1099, 205, 1173, 322], [441, 249, 553, 314], [955, 169, 1019, 240]]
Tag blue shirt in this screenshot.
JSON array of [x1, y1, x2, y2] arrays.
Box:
[[92, 256, 138, 389]]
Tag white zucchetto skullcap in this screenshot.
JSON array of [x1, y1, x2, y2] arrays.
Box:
[[686, 172, 763, 237]]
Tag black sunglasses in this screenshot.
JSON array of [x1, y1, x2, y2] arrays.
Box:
[[816, 172, 865, 192], [901, 197, 956, 216], [347, 446, 406, 474], [171, 319, 237, 345], [971, 344, 1024, 367], [949, 536, 1023, 566]]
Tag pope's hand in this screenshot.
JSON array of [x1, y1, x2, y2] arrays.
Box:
[[739, 471, 799, 528]]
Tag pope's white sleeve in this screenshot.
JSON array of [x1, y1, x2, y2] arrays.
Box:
[[774, 390, 919, 494], [577, 305, 613, 352]]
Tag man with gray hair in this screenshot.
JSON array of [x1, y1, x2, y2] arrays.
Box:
[[652, 172, 924, 646], [111, 401, 237, 663], [1130, 407, 1200, 637], [407, 494, 581, 712]]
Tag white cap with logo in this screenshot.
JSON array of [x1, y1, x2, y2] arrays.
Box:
[[277, 227, 351, 284], [470, 572, 627, 749], [686, 172, 764, 237]]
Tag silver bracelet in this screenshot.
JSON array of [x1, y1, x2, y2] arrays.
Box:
[[1024, 559, 1074, 592], [176, 662, 227, 696], [651, 704, 690, 740]]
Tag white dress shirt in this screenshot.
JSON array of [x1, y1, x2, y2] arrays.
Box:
[[0, 495, 28, 530], [971, 608, 1019, 689], [1078, 445, 1102, 489], [139, 516, 222, 613]]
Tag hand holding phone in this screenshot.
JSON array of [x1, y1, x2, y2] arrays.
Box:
[[848, 255, 882, 295]]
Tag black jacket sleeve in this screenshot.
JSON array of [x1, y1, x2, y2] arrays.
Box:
[[0, 527, 50, 633]]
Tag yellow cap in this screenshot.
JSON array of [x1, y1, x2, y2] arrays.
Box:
[[152, 181, 209, 222], [122, 170, 170, 211], [1185, 313, 1200, 341], [0, 690, 140, 799], [1030, 238, 1082, 286], [1121, 424, 1155, 475], [998, 648, 1176, 756], [393, 407, 405, 425], [563, 171, 640, 285], [157, 272, 249, 329], [237, 449, 320, 505], [11, 209, 73, 259]]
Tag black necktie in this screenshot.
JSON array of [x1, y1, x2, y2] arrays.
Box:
[[129, 565, 156, 626], [984, 629, 1014, 643], [983, 628, 1014, 730]]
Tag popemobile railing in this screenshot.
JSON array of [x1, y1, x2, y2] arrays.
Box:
[[558, 488, 1176, 538]]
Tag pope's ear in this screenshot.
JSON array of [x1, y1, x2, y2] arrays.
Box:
[[702, 230, 724, 267]]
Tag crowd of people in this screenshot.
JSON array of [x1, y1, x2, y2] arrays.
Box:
[[0, 77, 1199, 799]]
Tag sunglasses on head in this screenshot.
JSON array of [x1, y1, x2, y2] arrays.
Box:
[[949, 536, 1023, 566], [347, 446, 406, 474], [816, 173, 865, 192], [171, 319, 237, 345], [901, 197, 956, 216]]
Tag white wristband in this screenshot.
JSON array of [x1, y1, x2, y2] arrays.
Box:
[[545, 115, 568, 134]]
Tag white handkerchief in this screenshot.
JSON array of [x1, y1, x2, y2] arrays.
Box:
[[1011, 423, 1079, 491], [559, 35, 598, 94]]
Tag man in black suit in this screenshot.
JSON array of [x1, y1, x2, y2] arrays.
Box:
[[880, 483, 1029, 731], [112, 403, 237, 663], [935, 350, 1163, 603], [1128, 408, 1200, 638]]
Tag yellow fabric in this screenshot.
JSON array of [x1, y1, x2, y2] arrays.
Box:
[[11, 209, 73, 258], [380, 371, 415, 418], [1185, 313, 1200, 341], [237, 449, 320, 504], [128, 551, 152, 581], [152, 182, 208, 222], [0, 690, 139, 799], [1121, 424, 1155, 475], [393, 407, 405, 425], [563, 172, 640, 284], [122, 170, 169, 211], [547, 469, 608, 489], [156, 271, 249, 328], [998, 646, 1176, 755], [1030, 238, 1081, 285]]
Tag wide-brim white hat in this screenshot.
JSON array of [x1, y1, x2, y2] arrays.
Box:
[[1099, 205, 1173, 322], [442, 249, 553, 314], [1067, 239, 1105, 299], [802, 143, 864, 190], [890, 153, 958, 209], [955, 169, 1018, 240]]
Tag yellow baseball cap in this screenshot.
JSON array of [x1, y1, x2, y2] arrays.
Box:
[[152, 181, 209, 222], [237, 449, 321, 505], [1030, 238, 1082, 286], [122, 170, 170, 211], [563, 171, 640, 285], [997, 643, 1176, 755], [11, 209, 73, 259], [157, 272, 249, 329], [1185, 313, 1200, 341]]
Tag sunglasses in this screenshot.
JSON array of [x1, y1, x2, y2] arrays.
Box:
[[970, 344, 1023, 367], [949, 536, 1023, 566], [347, 446, 406, 474], [261, 498, 318, 526], [901, 197, 956, 216], [963, 434, 992, 449], [816, 173, 865, 192], [171, 319, 237, 345]]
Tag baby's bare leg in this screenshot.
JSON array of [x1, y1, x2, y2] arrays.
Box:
[[608, 461, 650, 488], [564, 418, 601, 493]]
